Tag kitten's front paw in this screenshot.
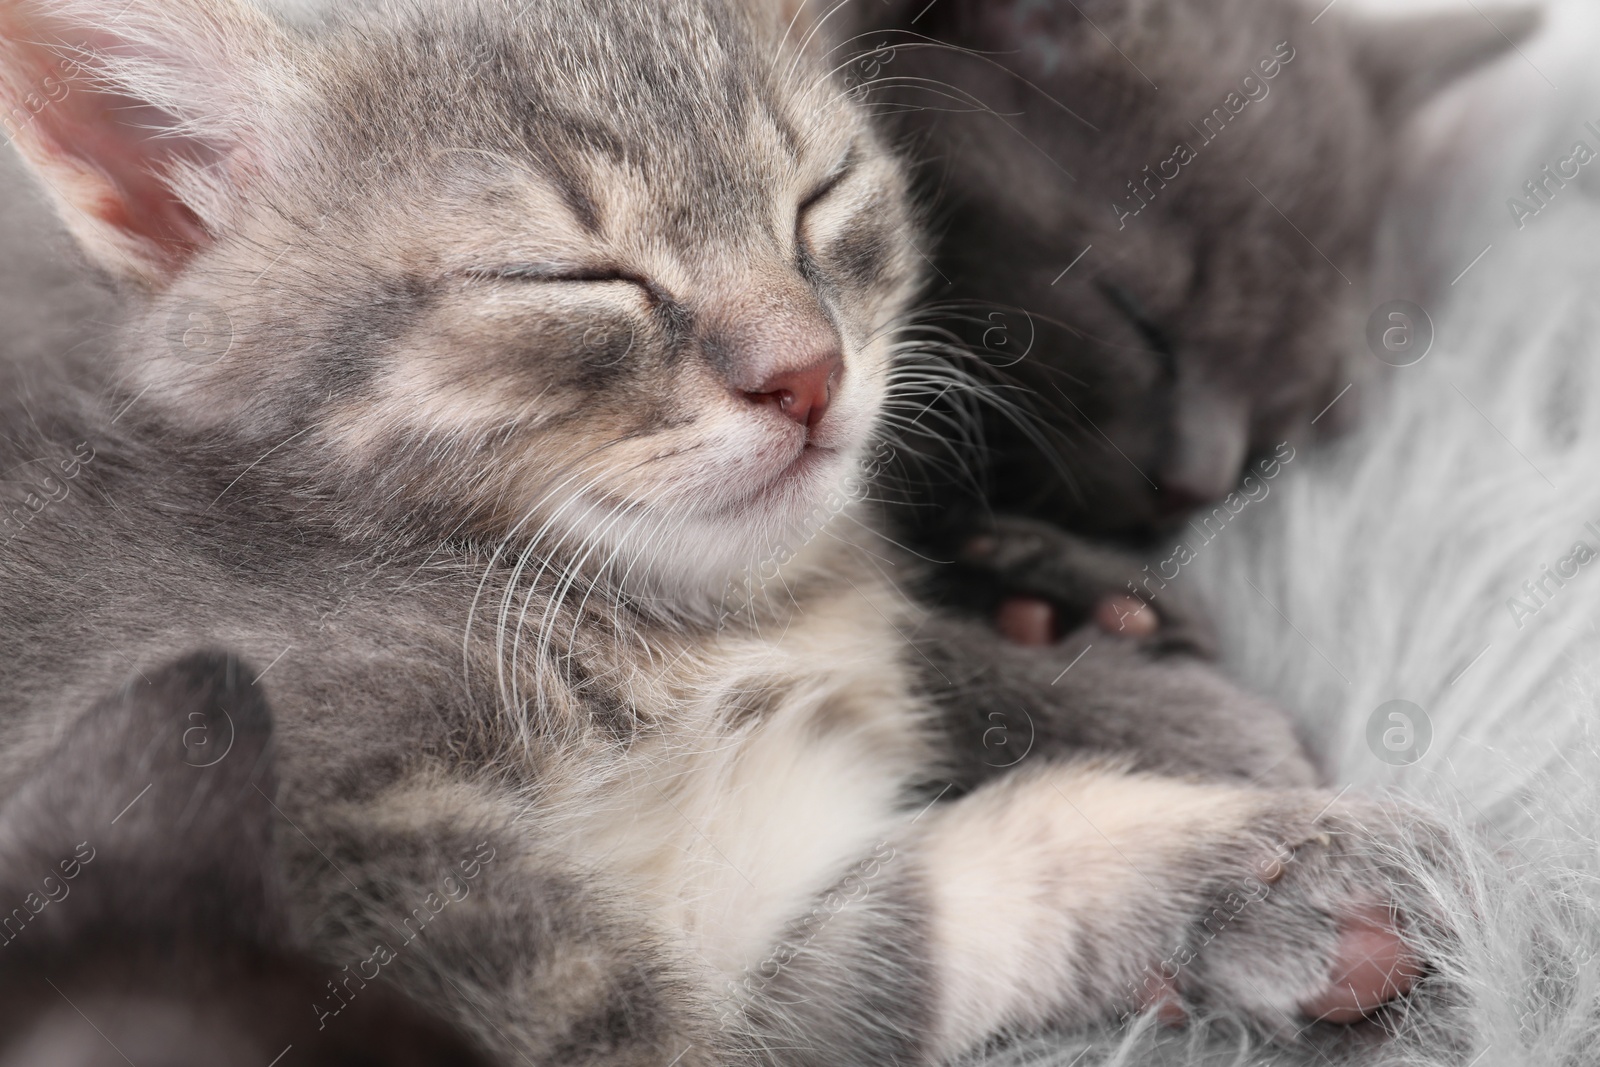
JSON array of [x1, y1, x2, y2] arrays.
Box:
[[958, 516, 1216, 656], [1167, 795, 1446, 1041]]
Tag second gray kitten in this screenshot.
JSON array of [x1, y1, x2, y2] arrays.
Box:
[[861, 0, 1536, 538]]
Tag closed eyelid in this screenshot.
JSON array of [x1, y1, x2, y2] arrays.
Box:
[[466, 264, 624, 283], [1097, 280, 1176, 371], [799, 147, 858, 214], [463, 264, 677, 308]]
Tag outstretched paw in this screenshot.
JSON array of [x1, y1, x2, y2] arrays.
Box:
[[1170, 795, 1444, 1041]]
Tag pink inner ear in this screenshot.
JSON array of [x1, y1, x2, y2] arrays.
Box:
[[2, 10, 221, 277], [41, 71, 215, 272]]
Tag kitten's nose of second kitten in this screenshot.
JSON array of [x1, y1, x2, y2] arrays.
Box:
[[743, 356, 843, 429], [1158, 383, 1250, 518]]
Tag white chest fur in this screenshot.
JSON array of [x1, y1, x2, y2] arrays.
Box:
[[557, 569, 932, 980]]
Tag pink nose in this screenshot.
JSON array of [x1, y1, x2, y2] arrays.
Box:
[[743, 357, 842, 429]]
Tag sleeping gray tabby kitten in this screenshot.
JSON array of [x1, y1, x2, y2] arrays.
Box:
[[0, 0, 1444, 1062]]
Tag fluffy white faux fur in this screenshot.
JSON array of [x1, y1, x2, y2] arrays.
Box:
[[980, 3, 1600, 1064]]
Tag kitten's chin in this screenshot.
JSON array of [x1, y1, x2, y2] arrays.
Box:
[[607, 444, 867, 614], [711, 443, 842, 519]]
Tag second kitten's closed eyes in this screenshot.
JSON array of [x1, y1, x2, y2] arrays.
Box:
[[863, 0, 1536, 537]]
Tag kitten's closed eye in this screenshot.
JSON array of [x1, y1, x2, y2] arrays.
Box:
[[1096, 280, 1175, 373], [466, 264, 676, 306], [799, 154, 855, 214], [469, 265, 643, 285]]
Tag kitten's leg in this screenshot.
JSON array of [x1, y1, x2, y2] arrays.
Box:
[[284, 780, 738, 1067], [739, 763, 1429, 1062], [287, 767, 1429, 1065], [917, 611, 1318, 789], [910, 763, 1432, 1060]]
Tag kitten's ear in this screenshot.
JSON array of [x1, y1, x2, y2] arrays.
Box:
[[1351, 6, 1541, 122], [0, 0, 283, 285]]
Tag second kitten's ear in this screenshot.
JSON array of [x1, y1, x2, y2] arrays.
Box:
[[1351, 6, 1541, 122], [0, 0, 283, 285]]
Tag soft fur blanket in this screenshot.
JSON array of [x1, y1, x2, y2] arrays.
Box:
[[980, 3, 1600, 1064]]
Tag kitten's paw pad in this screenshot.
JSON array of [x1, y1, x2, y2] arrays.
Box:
[[1092, 593, 1159, 638], [1134, 972, 1188, 1027], [1184, 797, 1445, 1040], [993, 592, 1157, 646], [994, 594, 1056, 647], [961, 518, 1204, 651], [1297, 904, 1421, 1024]]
